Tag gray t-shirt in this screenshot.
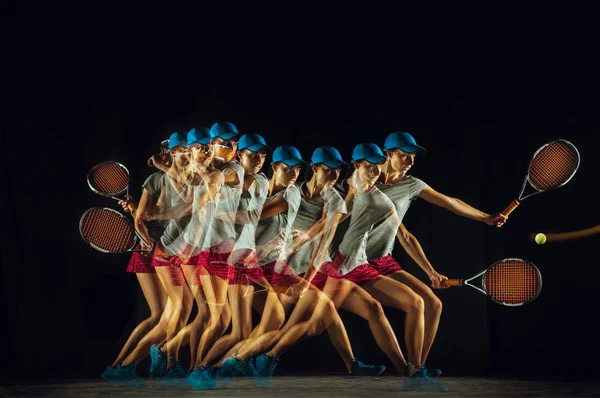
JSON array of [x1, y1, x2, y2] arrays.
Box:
[[159, 174, 193, 254], [338, 185, 400, 274], [285, 182, 347, 275], [367, 175, 426, 258], [329, 179, 351, 256], [207, 161, 245, 249], [181, 170, 223, 253], [141, 172, 168, 242], [255, 184, 301, 266], [233, 173, 269, 253]]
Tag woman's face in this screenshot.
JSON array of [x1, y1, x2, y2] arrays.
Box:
[[388, 149, 416, 175], [356, 160, 382, 185], [211, 137, 238, 162], [189, 143, 214, 169], [170, 145, 190, 169], [314, 164, 341, 188], [273, 162, 301, 187], [239, 148, 267, 174]]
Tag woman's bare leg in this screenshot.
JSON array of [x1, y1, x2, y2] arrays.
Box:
[[386, 270, 442, 365], [361, 275, 425, 368], [111, 273, 168, 367]]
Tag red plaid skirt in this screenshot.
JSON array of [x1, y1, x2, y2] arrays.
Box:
[[195, 250, 233, 282], [126, 243, 156, 273], [368, 255, 403, 275], [272, 271, 306, 290], [325, 251, 381, 285], [261, 261, 276, 284], [151, 241, 183, 269]]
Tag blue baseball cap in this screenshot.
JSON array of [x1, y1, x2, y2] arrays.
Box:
[[351, 143, 387, 164], [238, 133, 269, 152], [310, 146, 347, 168], [187, 127, 211, 146], [210, 122, 240, 141], [383, 132, 426, 153], [168, 131, 188, 149], [272, 146, 306, 166]]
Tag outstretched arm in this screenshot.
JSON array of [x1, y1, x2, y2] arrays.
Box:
[[396, 223, 448, 289], [418, 185, 506, 227]]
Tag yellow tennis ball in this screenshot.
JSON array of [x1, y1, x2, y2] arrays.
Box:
[[535, 233, 547, 245]]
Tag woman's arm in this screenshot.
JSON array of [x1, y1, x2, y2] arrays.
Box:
[[396, 223, 448, 288], [134, 189, 155, 248], [418, 185, 506, 227]]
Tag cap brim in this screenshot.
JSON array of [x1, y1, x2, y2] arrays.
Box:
[[245, 144, 270, 152], [214, 132, 239, 140], [321, 159, 347, 168], [279, 158, 306, 167], [188, 137, 212, 146], [364, 155, 387, 165], [391, 144, 426, 154]]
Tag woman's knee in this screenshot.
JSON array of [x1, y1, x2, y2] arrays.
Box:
[[427, 295, 442, 316], [306, 319, 327, 337], [407, 294, 425, 315], [366, 299, 386, 321], [147, 314, 162, 326], [271, 303, 286, 329]]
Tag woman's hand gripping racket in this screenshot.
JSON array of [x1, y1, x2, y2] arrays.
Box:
[[502, 139, 580, 217], [87, 161, 136, 213], [79, 207, 153, 254], [441, 258, 542, 306]]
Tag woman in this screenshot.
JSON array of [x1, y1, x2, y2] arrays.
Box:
[[214, 146, 302, 378], [367, 131, 506, 376], [189, 133, 273, 386], [101, 131, 196, 384], [100, 138, 170, 384], [184, 122, 245, 388], [146, 127, 227, 385]]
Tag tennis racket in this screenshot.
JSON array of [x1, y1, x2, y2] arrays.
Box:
[[441, 258, 542, 306], [501, 139, 579, 217], [87, 161, 135, 212], [79, 207, 152, 254]]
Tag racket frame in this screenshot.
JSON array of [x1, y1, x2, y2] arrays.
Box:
[[86, 161, 131, 201], [79, 207, 152, 254], [518, 139, 580, 201], [502, 140, 580, 216], [452, 258, 543, 307]]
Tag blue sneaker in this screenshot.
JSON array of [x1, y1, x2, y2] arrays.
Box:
[[221, 355, 256, 378], [253, 353, 280, 387], [351, 358, 386, 376], [162, 361, 188, 388], [414, 364, 442, 378], [149, 344, 167, 378], [186, 366, 217, 390], [101, 364, 146, 387], [402, 374, 448, 392], [218, 356, 243, 387]]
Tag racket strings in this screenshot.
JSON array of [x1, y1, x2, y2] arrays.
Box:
[[484, 260, 540, 304], [89, 163, 129, 195], [529, 141, 579, 190], [81, 208, 136, 252]]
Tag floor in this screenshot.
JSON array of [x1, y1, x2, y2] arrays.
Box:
[[2, 376, 599, 397]]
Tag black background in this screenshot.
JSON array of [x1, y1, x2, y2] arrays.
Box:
[[3, 8, 600, 381]]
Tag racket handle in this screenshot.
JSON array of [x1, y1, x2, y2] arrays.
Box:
[[442, 279, 463, 287], [126, 202, 137, 214], [501, 200, 520, 217]]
